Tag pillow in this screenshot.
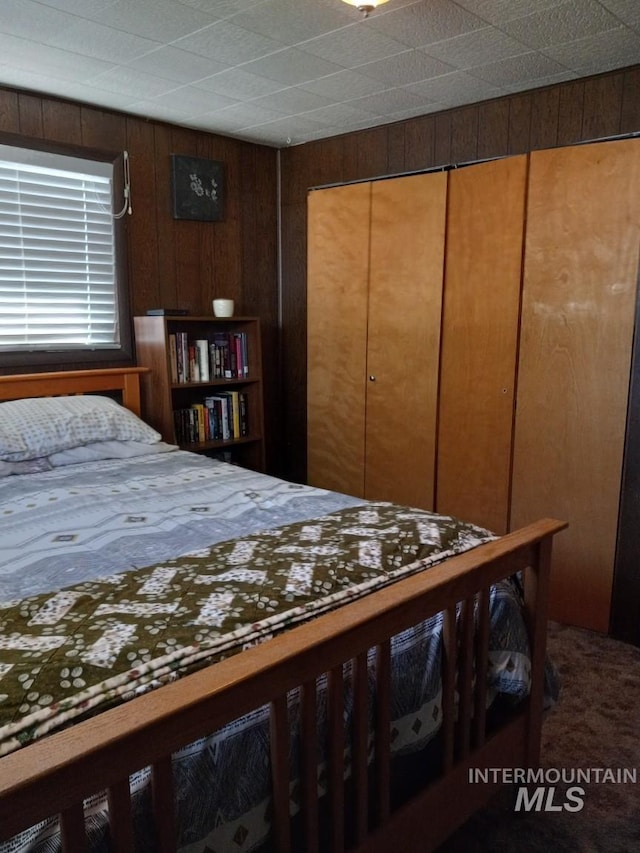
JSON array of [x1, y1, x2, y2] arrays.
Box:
[[0, 458, 53, 478], [0, 395, 161, 462], [48, 440, 176, 467]]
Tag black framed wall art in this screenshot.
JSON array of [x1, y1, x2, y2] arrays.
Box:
[[170, 154, 224, 221]]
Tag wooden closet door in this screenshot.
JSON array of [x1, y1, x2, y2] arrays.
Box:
[[437, 156, 527, 534], [365, 172, 447, 509], [307, 182, 371, 496], [512, 139, 640, 632]]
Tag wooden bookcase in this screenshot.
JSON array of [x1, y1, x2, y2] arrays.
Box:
[[134, 315, 265, 472]]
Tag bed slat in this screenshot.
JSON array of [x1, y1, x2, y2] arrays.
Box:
[[328, 664, 345, 853], [270, 694, 291, 853], [352, 651, 369, 844], [107, 779, 134, 852], [473, 588, 491, 748], [60, 803, 87, 853], [152, 757, 176, 853], [301, 679, 320, 853], [375, 640, 391, 826], [458, 596, 475, 759], [441, 605, 457, 773]]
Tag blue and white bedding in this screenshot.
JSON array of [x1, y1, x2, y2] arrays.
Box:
[[0, 432, 544, 852]]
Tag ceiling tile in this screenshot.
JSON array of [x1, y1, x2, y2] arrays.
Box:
[[470, 51, 569, 87], [502, 0, 622, 50], [203, 101, 287, 127], [89, 0, 219, 42], [419, 27, 532, 69], [499, 69, 577, 93], [193, 69, 285, 99], [298, 69, 386, 100], [28, 0, 119, 15], [0, 0, 75, 41], [299, 23, 408, 67], [403, 70, 505, 106], [0, 33, 115, 80], [89, 67, 179, 99], [241, 48, 345, 85], [46, 20, 162, 62], [358, 49, 454, 86], [151, 85, 237, 113], [542, 25, 640, 74], [231, 0, 354, 43], [347, 86, 434, 114], [249, 87, 333, 115], [366, 0, 487, 49], [125, 47, 228, 84], [303, 101, 380, 126], [178, 0, 262, 15], [174, 20, 285, 65], [453, 0, 567, 26], [599, 0, 640, 30]]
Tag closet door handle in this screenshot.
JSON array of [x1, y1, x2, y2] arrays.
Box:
[[369, 375, 376, 382]]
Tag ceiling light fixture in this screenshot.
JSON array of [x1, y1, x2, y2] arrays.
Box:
[[341, 0, 389, 18]]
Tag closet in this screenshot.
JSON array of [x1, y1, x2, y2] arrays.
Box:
[[306, 138, 640, 632], [307, 172, 446, 509], [511, 139, 640, 632]]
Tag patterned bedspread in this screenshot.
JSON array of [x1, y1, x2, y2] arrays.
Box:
[[0, 451, 537, 853]]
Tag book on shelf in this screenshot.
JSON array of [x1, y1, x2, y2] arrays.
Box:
[[169, 330, 249, 383]]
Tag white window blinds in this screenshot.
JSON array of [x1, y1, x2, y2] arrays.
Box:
[[0, 144, 119, 351]]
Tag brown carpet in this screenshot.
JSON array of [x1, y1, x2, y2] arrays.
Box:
[[440, 622, 640, 853]]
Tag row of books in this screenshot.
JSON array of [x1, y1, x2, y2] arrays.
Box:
[[169, 332, 249, 383], [174, 391, 249, 445]]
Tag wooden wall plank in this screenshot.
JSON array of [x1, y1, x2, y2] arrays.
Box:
[[529, 87, 559, 150], [18, 93, 43, 137], [42, 100, 82, 145], [508, 94, 532, 154], [126, 118, 161, 315], [434, 112, 452, 166], [387, 122, 405, 174], [404, 115, 435, 173], [450, 106, 479, 164], [621, 67, 640, 132], [557, 81, 585, 146], [477, 100, 509, 161], [582, 73, 624, 140], [0, 88, 19, 132]]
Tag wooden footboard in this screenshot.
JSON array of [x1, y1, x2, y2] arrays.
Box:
[[0, 518, 565, 852]]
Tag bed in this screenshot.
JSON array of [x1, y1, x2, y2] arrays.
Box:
[[0, 367, 566, 853]]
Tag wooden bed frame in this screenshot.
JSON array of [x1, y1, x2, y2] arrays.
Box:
[[0, 367, 567, 852]]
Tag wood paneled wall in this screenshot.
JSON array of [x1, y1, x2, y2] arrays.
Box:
[[0, 86, 280, 470], [280, 64, 640, 485]]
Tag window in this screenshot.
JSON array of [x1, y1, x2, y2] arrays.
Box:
[[0, 143, 130, 363]]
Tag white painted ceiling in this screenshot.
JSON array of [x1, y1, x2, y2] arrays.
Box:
[[1, 0, 639, 148]]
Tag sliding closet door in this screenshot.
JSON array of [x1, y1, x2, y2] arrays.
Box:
[[365, 172, 447, 509], [307, 182, 371, 496], [512, 139, 640, 632], [437, 155, 527, 534]]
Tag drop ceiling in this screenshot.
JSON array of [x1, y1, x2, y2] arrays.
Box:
[[1, 0, 639, 148]]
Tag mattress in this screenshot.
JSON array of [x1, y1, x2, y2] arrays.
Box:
[[0, 448, 541, 852]]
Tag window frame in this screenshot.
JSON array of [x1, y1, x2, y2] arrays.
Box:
[[0, 132, 133, 370]]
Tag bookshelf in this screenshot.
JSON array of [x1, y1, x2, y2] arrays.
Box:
[[134, 315, 265, 471]]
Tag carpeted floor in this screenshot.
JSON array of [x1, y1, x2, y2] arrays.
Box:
[[439, 622, 640, 853]]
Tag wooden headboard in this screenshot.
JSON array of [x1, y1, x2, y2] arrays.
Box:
[[0, 367, 149, 417]]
